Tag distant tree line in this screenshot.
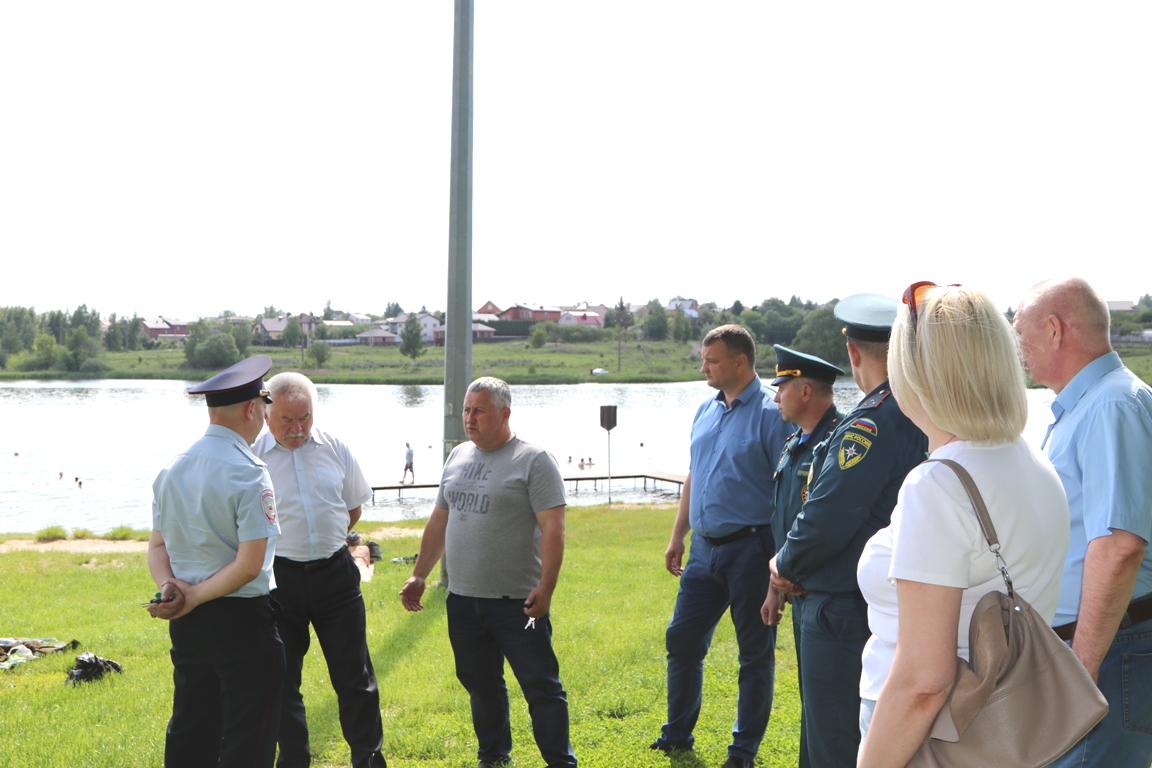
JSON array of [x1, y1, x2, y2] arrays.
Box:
[[5, 293, 1151, 375], [0, 304, 122, 373]]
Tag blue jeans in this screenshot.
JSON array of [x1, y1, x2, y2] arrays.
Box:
[[1046, 598, 1152, 768], [446, 593, 577, 768], [792, 590, 870, 768], [657, 530, 776, 761]]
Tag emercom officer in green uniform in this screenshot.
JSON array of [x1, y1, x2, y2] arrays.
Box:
[[761, 344, 844, 636], [768, 296, 927, 768]]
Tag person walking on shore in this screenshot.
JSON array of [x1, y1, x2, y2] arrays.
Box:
[[401, 443, 414, 484]]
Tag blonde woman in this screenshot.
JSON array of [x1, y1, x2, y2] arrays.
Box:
[[855, 282, 1070, 768]]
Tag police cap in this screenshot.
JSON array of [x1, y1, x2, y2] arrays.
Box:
[[771, 345, 844, 386], [188, 355, 274, 407], [834, 293, 899, 342]]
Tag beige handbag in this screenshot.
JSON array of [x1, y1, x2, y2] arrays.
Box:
[[906, 459, 1108, 768]]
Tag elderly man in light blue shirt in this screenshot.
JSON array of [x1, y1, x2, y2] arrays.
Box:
[[653, 325, 788, 768], [1016, 277, 1152, 768]]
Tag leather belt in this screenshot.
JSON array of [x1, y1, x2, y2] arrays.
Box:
[[1054, 593, 1152, 641], [275, 547, 345, 573], [702, 525, 761, 546]]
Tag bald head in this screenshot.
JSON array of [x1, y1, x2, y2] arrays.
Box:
[[1018, 277, 1110, 338], [1014, 277, 1112, 393]]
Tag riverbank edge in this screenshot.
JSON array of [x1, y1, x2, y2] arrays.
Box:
[[0, 508, 668, 542], [0, 369, 710, 385]]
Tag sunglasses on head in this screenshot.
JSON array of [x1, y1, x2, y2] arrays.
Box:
[[902, 281, 960, 329]]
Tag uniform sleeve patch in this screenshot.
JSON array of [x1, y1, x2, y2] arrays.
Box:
[[851, 418, 878, 436], [261, 489, 278, 524], [839, 432, 872, 470]]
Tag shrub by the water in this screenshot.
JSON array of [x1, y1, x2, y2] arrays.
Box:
[[34, 525, 68, 542]]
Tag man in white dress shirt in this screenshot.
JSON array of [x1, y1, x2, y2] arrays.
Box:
[[252, 372, 386, 768]]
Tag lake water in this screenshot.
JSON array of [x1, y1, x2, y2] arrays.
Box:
[[0, 379, 1055, 534]]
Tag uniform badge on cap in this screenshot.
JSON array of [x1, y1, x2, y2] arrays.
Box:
[[771, 344, 844, 386]]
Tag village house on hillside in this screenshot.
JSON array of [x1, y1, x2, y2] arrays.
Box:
[[476, 300, 501, 315], [560, 301, 610, 315], [356, 327, 397, 347], [433, 322, 496, 345], [378, 312, 440, 343], [253, 316, 288, 344], [498, 304, 562, 322], [559, 310, 603, 327], [144, 316, 190, 341], [666, 299, 699, 317]]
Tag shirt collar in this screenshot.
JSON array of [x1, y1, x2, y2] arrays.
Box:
[[205, 423, 251, 446], [715, 375, 762, 408], [1053, 351, 1122, 417]]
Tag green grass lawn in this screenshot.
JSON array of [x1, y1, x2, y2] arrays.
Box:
[[0, 505, 802, 767], [1, 338, 789, 385], [6, 338, 1152, 387], [1116, 343, 1152, 385]]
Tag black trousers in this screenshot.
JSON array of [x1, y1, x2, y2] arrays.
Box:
[[272, 548, 384, 768], [166, 595, 285, 768]]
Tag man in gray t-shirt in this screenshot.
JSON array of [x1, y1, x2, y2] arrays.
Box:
[[400, 377, 576, 768]]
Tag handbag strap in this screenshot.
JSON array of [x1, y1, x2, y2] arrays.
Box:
[[923, 458, 1015, 597]]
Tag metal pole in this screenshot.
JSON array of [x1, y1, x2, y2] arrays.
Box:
[[444, 0, 474, 463], [441, 0, 474, 588], [607, 430, 612, 505]]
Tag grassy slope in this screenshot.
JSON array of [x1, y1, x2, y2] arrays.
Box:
[[5, 339, 1152, 386], [0, 339, 773, 385], [0, 505, 801, 768]]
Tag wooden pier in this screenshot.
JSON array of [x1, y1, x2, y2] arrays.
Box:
[[370, 471, 686, 502]]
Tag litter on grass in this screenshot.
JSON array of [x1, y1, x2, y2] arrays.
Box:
[[0, 637, 80, 670]]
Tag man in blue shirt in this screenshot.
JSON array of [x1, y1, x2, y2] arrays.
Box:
[[1015, 277, 1152, 768], [651, 325, 788, 768]]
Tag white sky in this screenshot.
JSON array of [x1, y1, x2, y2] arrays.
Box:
[[2, 2, 1149, 323]]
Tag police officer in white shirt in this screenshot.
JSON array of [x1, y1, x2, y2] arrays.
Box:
[[251, 372, 387, 768], [148, 355, 285, 768]]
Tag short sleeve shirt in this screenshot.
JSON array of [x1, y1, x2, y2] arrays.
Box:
[[437, 436, 566, 599], [1046, 352, 1152, 623], [251, 427, 372, 561], [857, 438, 1069, 699], [152, 424, 280, 597], [687, 376, 788, 538]]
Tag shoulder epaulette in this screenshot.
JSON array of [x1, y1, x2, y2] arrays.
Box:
[[857, 388, 893, 411], [231, 442, 265, 468]]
